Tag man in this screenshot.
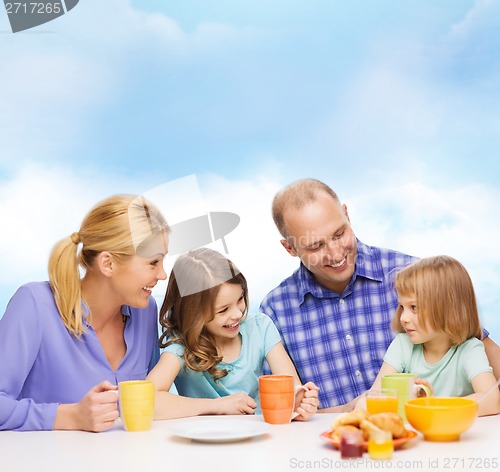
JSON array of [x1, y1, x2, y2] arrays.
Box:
[[260, 178, 500, 411]]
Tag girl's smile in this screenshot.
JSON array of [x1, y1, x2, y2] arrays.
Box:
[[205, 282, 246, 345], [223, 321, 240, 331]]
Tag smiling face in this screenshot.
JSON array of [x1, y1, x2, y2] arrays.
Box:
[[205, 282, 246, 345], [281, 192, 357, 294], [110, 234, 168, 308]]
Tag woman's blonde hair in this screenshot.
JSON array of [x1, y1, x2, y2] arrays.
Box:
[[392, 255, 483, 345], [48, 195, 168, 336], [159, 247, 248, 381]]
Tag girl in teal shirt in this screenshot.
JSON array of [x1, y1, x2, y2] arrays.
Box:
[[147, 248, 319, 420]]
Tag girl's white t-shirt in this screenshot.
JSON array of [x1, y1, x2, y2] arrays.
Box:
[[384, 333, 492, 397]]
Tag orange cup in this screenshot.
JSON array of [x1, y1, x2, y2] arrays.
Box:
[[259, 375, 297, 424]]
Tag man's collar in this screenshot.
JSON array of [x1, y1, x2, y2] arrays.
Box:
[[353, 239, 385, 282], [297, 239, 384, 301]]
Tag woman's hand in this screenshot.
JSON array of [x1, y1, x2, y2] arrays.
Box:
[[293, 381, 320, 421], [213, 393, 257, 415], [55, 380, 119, 432]]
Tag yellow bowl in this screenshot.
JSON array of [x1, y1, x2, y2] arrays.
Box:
[[405, 397, 478, 442]]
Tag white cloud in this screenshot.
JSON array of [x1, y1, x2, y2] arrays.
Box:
[[1, 165, 499, 342], [1, 0, 499, 345], [0, 163, 147, 287], [350, 179, 500, 336], [0, 165, 87, 285], [0, 0, 258, 168], [358, 68, 436, 133], [152, 171, 500, 341], [314, 61, 444, 166], [351, 180, 500, 260], [0, 53, 114, 166], [447, 0, 500, 42], [199, 172, 298, 310], [0, 166, 296, 316], [432, 0, 500, 87], [147, 172, 298, 312]]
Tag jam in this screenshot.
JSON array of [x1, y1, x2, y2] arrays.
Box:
[[340, 430, 363, 459]]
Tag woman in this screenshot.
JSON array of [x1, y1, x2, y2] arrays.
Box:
[[0, 195, 169, 431]]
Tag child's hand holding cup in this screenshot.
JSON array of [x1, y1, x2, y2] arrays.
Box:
[[382, 374, 431, 422], [258, 375, 308, 424]]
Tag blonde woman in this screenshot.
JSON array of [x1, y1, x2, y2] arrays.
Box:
[[146, 248, 319, 420], [369, 255, 500, 417], [0, 195, 169, 431]]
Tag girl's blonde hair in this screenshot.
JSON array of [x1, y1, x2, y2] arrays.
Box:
[[392, 255, 483, 345], [48, 195, 168, 336], [159, 247, 248, 381]]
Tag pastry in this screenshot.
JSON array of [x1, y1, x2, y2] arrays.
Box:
[[359, 419, 384, 441], [367, 412, 406, 439], [330, 425, 360, 442], [331, 408, 369, 429]]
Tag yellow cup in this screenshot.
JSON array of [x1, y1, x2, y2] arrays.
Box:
[[118, 380, 155, 432]]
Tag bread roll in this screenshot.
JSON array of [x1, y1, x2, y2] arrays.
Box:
[[359, 419, 384, 441], [331, 408, 369, 429], [330, 425, 360, 442], [367, 412, 406, 439]]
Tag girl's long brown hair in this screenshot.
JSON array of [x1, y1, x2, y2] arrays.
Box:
[[159, 248, 248, 381]]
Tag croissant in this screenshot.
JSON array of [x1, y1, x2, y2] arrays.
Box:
[[367, 412, 406, 439], [331, 408, 369, 429], [330, 425, 360, 442], [359, 419, 384, 441]]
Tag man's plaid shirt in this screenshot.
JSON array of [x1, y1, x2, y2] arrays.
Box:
[[260, 239, 416, 408]]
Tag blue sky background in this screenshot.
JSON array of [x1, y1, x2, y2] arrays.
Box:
[[1, 0, 499, 341]]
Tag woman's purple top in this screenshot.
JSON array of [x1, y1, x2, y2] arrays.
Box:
[[0, 282, 160, 431]]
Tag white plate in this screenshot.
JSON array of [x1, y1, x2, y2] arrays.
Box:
[[169, 419, 271, 443]]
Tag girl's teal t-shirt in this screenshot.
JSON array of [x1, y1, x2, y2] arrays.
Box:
[[162, 312, 281, 411]]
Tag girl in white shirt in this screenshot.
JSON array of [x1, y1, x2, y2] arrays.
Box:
[[370, 255, 499, 417]]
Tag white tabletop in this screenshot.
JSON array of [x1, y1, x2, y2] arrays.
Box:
[[1, 413, 499, 472]]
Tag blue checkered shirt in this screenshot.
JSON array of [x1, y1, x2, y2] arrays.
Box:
[[260, 240, 417, 409]]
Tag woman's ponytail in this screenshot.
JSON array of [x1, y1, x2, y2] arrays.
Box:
[[48, 232, 84, 336]]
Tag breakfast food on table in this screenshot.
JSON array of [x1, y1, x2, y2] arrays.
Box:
[[330, 425, 360, 442], [340, 428, 364, 459], [359, 418, 384, 440], [330, 409, 407, 443], [331, 408, 369, 429], [366, 412, 406, 439]]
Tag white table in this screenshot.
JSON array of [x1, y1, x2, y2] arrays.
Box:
[[1, 414, 499, 472]]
